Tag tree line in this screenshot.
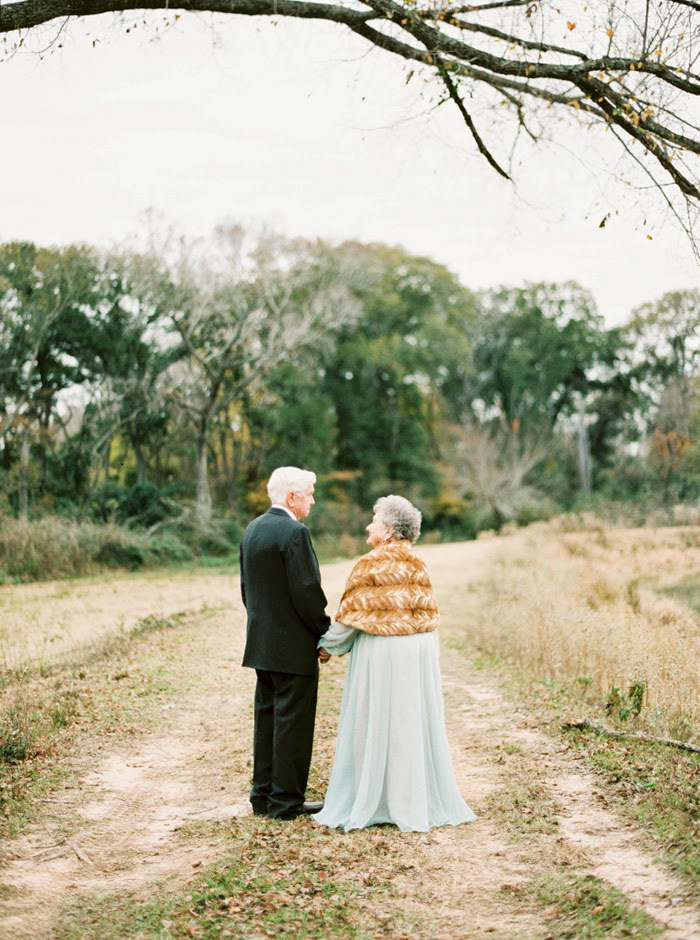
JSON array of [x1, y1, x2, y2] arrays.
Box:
[[1, 227, 698, 553]]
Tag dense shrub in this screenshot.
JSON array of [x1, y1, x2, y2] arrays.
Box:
[[160, 514, 243, 559], [221, 517, 244, 547], [90, 481, 179, 528], [118, 482, 178, 528], [426, 497, 478, 541], [0, 510, 249, 582], [96, 539, 146, 570], [146, 532, 192, 564], [90, 481, 126, 523], [514, 500, 558, 527]]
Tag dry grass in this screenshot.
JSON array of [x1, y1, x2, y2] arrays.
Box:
[[0, 517, 157, 582], [0, 571, 238, 673], [466, 523, 700, 740]]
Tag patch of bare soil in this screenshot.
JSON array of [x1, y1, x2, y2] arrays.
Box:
[[0, 541, 698, 939]]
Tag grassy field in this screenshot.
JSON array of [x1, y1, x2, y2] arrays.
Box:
[[466, 521, 700, 740], [0, 525, 699, 939]]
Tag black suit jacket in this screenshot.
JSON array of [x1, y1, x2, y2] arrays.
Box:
[[240, 508, 331, 676]]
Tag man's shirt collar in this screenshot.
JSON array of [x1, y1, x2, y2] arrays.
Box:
[[270, 503, 297, 520]]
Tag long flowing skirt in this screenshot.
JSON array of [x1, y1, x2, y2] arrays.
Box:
[[312, 629, 477, 832]]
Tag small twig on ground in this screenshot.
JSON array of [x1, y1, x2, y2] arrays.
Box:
[[24, 838, 68, 858], [562, 718, 700, 754], [69, 842, 94, 865]]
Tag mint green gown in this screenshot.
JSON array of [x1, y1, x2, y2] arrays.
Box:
[[312, 623, 477, 833]]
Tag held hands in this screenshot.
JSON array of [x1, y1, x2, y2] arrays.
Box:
[[318, 647, 331, 664]]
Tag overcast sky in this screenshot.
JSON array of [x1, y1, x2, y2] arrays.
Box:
[[2, 12, 698, 325]]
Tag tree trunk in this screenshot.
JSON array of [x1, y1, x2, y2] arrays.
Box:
[[125, 419, 148, 485], [154, 446, 163, 486], [488, 497, 505, 529], [577, 403, 592, 495], [39, 398, 51, 494], [103, 437, 112, 479], [134, 440, 147, 485], [232, 431, 240, 490], [195, 429, 213, 526], [18, 435, 30, 521], [219, 425, 231, 481]]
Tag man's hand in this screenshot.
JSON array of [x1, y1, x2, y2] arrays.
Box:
[[318, 648, 331, 664]]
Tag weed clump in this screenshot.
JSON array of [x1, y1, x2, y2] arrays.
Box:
[[0, 693, 35, 762]]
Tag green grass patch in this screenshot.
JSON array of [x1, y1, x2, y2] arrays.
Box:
[[130, 611, 190, 638], [57, 818, 408, 940], [661, 574, 700, 615], [523, 872, 664, 939]]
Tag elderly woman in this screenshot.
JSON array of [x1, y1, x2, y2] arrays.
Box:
[[312, 495, 476, 833]]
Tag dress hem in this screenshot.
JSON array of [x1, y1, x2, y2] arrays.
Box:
[[311, 812, 478, 833]]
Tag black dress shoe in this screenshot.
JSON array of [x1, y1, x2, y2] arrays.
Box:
[[298, 801, 324, 815], [272, 801, 324, 820], [251, 801, 269, 816]]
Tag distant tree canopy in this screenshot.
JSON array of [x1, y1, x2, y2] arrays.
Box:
[[1, 0, 699, 247], [0, 230, 698, 539]]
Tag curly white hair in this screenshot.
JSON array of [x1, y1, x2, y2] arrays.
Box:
[[374, 494, 422, 542]]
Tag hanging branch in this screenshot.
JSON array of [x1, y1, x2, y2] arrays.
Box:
[[436, 57, 511, 179]]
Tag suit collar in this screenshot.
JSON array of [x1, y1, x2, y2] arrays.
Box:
[[268, 507, 298, 520]]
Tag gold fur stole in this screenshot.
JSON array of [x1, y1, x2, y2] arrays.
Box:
[[335, 539, 439, 636]]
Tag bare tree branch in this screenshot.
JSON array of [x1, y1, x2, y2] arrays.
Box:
[[427, 0, 535, 13], [1, 0, 698, 243], [436, 57, 511, 179], [668, 0, 700, 11], [563, 718, 700, 754]]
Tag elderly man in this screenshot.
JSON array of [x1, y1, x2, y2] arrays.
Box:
[[240, 466, 331, 820]]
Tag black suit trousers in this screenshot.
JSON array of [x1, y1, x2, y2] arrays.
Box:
[[251, 668, 319, 818]]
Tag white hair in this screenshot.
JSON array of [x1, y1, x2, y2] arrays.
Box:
[[374, 494, 422, 542], [267, 466, 317, 504]]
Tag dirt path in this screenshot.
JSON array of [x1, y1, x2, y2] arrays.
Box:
[[1, 541, 698, 939]]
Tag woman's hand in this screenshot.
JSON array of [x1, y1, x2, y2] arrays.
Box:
[[318, 647, 331, 664]]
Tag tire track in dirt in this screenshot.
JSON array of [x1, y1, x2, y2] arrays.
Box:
[[0, 606, 254, 940]]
